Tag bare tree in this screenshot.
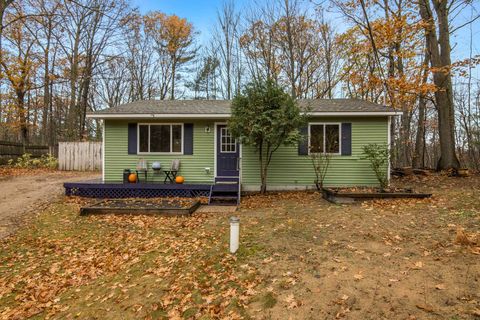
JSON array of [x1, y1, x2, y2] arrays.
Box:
[[418, 0, 459, 170], [212, 0, 241, 99]]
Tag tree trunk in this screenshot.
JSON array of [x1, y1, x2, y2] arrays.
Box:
[[171, 59, 176, 100], [16, 90, 28, 150], [413, 96, 427, 168], [418, 0, 459, 170], [413, 49, 429, 169], [42, 23, 52, 144], [258, 142, 267, 194], [67, 30, 81, 140]]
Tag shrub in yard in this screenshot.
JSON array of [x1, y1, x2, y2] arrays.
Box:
[[309, 135, 337, 190], [40, 153, 58, 169], [9, 153, 33, 168], [361, 143, 389, 189], [8, 153, 58, 169], [229, 79, 305, 193], [310, 151, 331, 190]]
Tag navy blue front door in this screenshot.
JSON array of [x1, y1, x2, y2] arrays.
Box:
[[216, 125, 239, 177]]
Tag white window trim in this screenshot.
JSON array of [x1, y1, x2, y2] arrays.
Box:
[[308, 122, 342, 156], [137, 123, 184, 155], [220, 126, 237, 153]]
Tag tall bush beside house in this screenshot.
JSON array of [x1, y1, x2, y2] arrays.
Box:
[[229, 80, 305, 193], [310, 138, 334, 190], [361, 144, 390, 189]]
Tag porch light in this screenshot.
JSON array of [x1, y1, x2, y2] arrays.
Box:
[[230, 217, 240, 254]]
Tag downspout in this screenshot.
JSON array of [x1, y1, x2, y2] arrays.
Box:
[[387, 116, 391, 185], [102, 119, 105, 182], [238, 142, 242, 205]]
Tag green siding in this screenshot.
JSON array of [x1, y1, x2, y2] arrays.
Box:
[[241, 117, 389, 189], [104, 120, 216, 183], [104, 117, 389, 188]]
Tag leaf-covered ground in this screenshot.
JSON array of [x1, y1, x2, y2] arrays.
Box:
[[0, 174, 479, 319]]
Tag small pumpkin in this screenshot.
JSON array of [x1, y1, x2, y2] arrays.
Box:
[[128, 173, 137, 183], [175, 176, 185, 184]]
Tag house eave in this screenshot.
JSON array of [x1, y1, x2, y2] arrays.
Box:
[[86, 113, 232, 119], [87, 111, 402, 119], [308, 111, 401, 116]]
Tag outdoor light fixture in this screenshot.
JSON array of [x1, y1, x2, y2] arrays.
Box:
[[230, 216, 240, 254], [205, 125, 211, 133], [205, 167, 211, 174]]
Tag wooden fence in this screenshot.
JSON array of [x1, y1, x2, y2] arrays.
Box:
[[0, 140, 52, 164], [58, 142, 102, 171]]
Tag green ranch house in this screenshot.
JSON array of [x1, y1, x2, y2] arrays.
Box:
[[64, 99, 399, 204]]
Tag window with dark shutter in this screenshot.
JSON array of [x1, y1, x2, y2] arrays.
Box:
[[298, 126, 309, 155], [341, 123, 352, 156], [128, 123, 138, 155], [137, 124, 183, 154], [183, 123, 194, 155]]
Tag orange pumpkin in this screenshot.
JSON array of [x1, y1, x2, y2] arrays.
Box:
[[175, 176, 185, 184], [128, 173, 137, 183]]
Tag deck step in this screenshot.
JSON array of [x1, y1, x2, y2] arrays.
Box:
[[210, 195, 238, 200], [212, 184, 238, 192], [209, 198, 238, 206], [208, 178, 240, 206], [209, 191, 238, 206]]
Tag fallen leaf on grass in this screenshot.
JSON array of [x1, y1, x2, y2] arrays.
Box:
[[416, 303, 435, 313], [353, 272, 364, 280], [454, 227, 477, 246], [471, 247, 480, 255], [413, 261, 423, 269], [469, 309, 480, 317], [389, 278, 399, 282], [435, 284, 446, 290], [284, 294, 300, 309], [263, 257, 273, 264]]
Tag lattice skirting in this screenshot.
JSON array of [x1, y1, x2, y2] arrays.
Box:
[[65, 184, 211, 199]]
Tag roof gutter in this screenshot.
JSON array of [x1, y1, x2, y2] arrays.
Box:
[[87, 111, 402, 119]]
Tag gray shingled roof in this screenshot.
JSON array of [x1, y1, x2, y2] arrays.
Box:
[[89, 99, 395, 116]]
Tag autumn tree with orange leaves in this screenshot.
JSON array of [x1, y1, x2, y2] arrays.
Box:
[[1, 3, 38, 147], [145, 12, 197, 100], [335, 0, 436, 167]]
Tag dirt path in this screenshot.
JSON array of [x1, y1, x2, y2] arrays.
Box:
[[0, 171, 99, 239]]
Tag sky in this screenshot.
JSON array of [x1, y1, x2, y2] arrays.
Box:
[[131, 0, 480, 82], [130, 0, 249, 43]]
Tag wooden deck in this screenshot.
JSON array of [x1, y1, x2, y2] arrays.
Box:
[[64, 179, 240, 205]]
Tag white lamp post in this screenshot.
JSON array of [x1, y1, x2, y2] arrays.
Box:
[[229, 217, 240, 254]]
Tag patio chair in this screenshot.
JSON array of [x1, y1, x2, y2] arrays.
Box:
[[135, 158, 148, 182], [163, 159, 180, 183]]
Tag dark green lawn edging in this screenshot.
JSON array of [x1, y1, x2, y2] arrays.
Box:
[[80, 199, 201, 216], [322, 187, 432, 204]]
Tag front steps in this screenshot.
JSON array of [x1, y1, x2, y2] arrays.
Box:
[[208, 177, 240, 206]]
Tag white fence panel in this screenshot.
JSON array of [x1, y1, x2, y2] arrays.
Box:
[[58, 142, 102, 171]]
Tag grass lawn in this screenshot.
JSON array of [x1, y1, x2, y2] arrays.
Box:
[[0, 175, 479, 319]]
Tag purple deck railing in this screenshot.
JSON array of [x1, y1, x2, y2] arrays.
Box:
[[64, 180, 239, 200]]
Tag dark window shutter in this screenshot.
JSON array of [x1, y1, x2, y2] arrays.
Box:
[[184, 123, 193, 155], [298, 125, 308, 155], [341, 123, 352, 156], [128, 123, 137, 155]]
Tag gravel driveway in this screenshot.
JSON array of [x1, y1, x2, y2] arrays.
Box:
[[0, 171, 99, 239]]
